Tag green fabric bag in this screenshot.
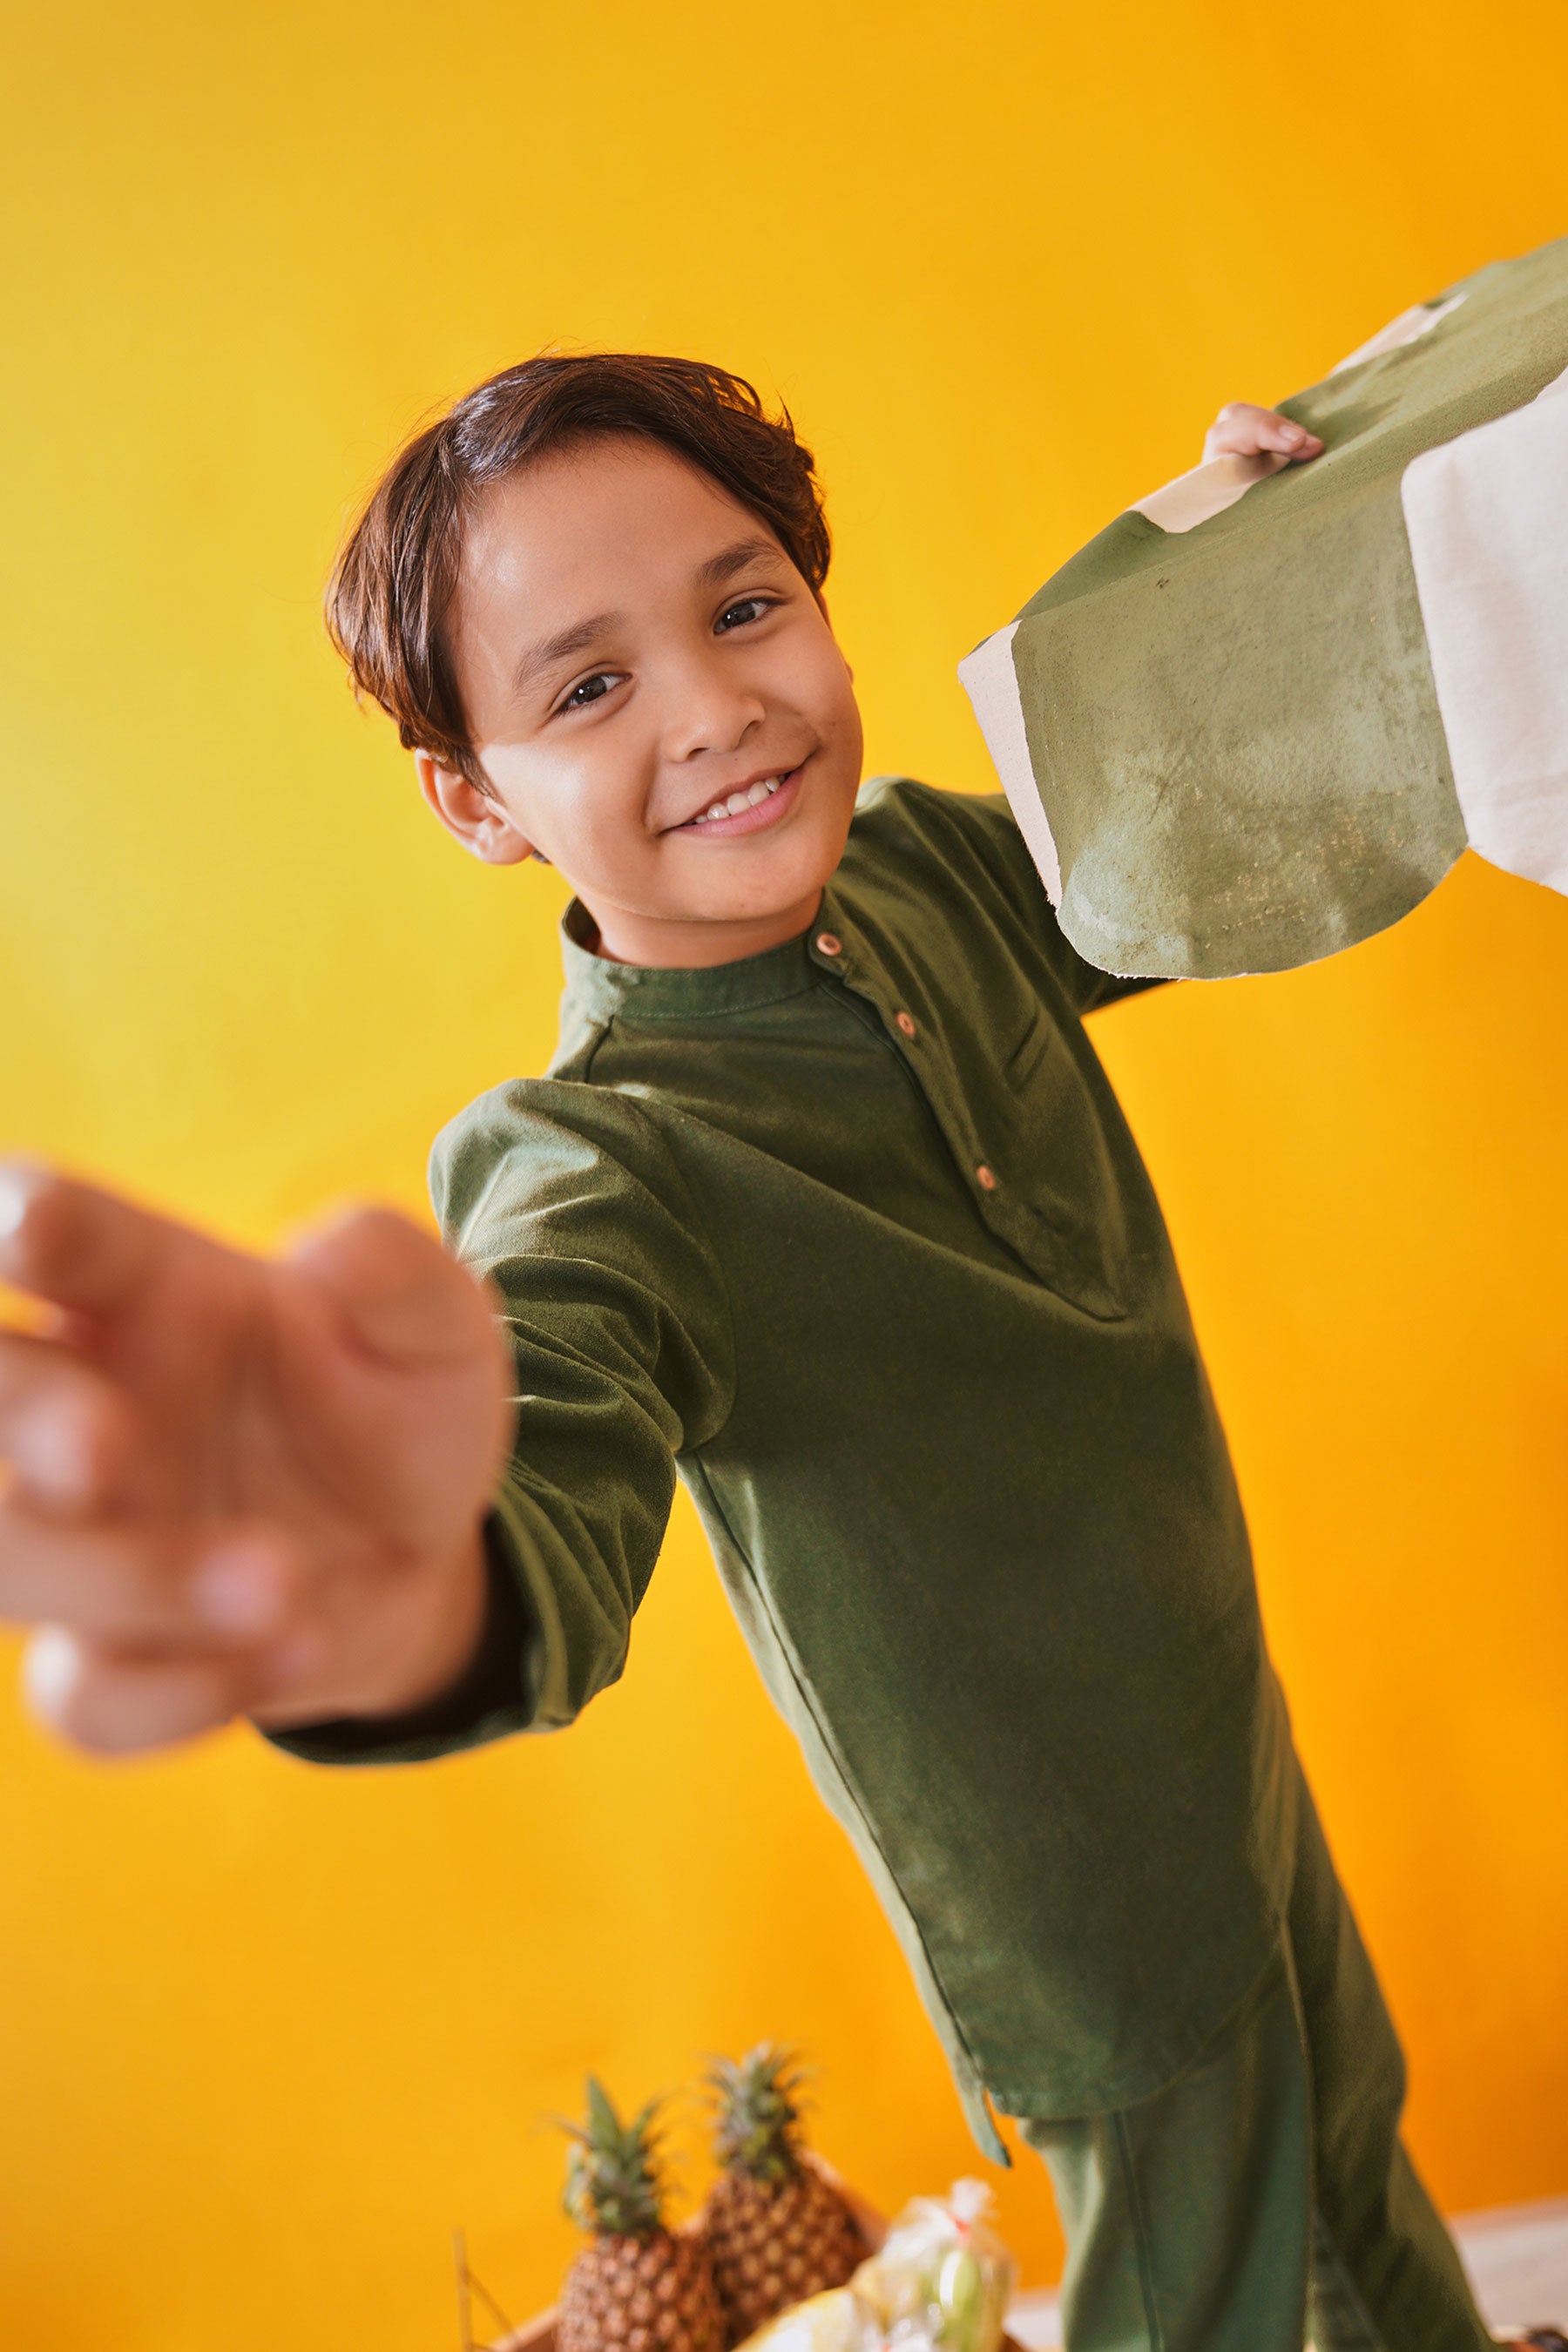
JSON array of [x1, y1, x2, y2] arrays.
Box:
[[960, 236, 1568, 977]]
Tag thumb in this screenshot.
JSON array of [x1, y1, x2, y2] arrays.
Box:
[[287, 1206, 498, 1369]]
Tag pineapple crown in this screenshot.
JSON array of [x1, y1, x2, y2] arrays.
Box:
[[704, 2042, 811, 2185], [561, 2077, 668, 2240]]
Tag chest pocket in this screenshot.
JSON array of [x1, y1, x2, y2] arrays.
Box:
[[990, 1002, 1133, 1320]]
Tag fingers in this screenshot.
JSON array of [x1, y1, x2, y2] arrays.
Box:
[[10, 1522, 313, 1755], [0, 1330, 136, 1511], [0, 1161, 198, 1321], [0, 1504, 297, 1644], [1203, 402, 1324, 464], [288, 1203, 499, 1369], [24, 1625, 302, 1756]]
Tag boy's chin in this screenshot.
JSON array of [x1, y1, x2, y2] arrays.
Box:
[[672, 808, 850, 906], [698, 840, 843, 914]]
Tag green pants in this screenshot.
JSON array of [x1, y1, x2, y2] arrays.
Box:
[[1020, 1773, 1491, 2352]]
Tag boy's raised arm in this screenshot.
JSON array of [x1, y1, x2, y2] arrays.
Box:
[[0, 1163, 513, 1754], [269, 1083, 741, 1767]]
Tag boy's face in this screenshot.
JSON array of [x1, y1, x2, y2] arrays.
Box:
[[421, 435, 864, 966]]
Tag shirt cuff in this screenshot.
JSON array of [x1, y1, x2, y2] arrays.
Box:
[[260, 1517, 537, 1767]]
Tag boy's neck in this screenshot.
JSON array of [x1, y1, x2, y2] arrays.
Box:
[[585, 889, 826, 970]]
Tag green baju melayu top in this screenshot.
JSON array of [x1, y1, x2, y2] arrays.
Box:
[[274, 777, 1297, 2148]]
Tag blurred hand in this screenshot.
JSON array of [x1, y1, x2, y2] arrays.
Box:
[[1202, 402, 1324, 465], [0, 1165, 513, 1755]]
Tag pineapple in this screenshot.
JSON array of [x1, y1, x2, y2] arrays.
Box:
[[559, 2078, 727, 2352], [699, 2045, 865, 2344]]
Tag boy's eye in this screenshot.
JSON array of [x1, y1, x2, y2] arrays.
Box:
[[716, 595, 775, 632], [558, 671, 622, 713]]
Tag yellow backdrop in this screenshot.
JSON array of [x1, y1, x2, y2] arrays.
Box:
[[2, 3, 1565, 2344]]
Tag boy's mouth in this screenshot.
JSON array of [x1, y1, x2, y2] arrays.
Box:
[[672, 764, 803, 840]]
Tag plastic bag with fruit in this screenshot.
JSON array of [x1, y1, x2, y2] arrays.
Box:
[[850, 2181, 1016, 2352]]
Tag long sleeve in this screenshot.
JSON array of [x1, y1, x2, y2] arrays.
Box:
[[266, 1079, 735, 1767], [954, 789, 1175, 1015]]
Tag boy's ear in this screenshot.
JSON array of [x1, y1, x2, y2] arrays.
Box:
[[415, 754, 536, 865]]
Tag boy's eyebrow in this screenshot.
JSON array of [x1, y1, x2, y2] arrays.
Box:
[[695, 536, 782, 588], [513, 612, 622, 694]]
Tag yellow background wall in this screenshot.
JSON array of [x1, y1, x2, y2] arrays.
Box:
[[2, 3, 1565, 2344]]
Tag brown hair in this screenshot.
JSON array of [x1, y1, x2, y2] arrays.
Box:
[[325, 353, 831, 789]]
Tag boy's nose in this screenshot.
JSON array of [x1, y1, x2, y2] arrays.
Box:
[[661, 666, 768, 764]]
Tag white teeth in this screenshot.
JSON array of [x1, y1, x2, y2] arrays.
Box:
[[690, 774, 787, 824]]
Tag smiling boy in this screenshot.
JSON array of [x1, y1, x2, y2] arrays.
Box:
[[0, 355, 1531, 2352]]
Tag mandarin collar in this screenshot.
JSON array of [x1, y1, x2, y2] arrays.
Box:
[[558, 894, 849, 1024]]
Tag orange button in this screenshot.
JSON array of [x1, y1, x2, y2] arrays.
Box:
[[896, 1010, 917, 1038], [976, 1163, 997, 1191], [815, 931, 842, 956]]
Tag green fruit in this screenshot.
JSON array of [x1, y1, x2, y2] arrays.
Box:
[[936, 2247, 985, 2352]]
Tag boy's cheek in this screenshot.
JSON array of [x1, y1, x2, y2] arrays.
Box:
[[476, 755, 619, 870]]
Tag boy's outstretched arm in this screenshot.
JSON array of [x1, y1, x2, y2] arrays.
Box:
[[0, 1164, 513, 1754]]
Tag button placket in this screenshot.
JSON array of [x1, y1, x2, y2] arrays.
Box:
[[889, 1016, 1003, 1216], [821, 925, 1006, 1231]]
